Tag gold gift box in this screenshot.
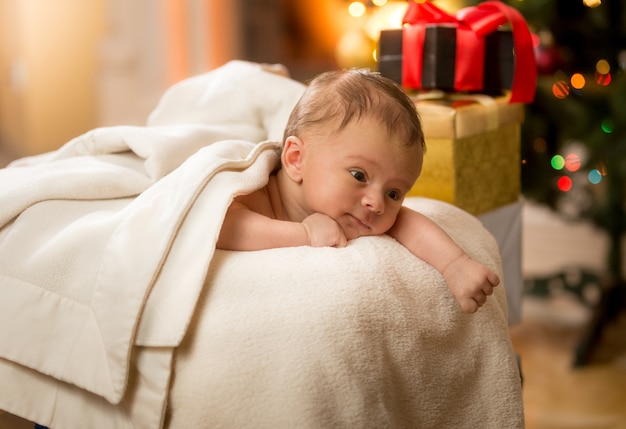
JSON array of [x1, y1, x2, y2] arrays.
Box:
[[409, 95, 524, 215]]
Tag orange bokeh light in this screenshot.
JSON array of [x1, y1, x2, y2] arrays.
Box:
[[552, 80, 570, 98], [570, 73, 585, 89]]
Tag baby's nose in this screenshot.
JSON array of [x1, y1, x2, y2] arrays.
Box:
[[362, 192, 384, 214]]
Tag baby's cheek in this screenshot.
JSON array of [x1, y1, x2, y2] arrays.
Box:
[[342, 224, 363, 240], [376, 215, 398, 236]]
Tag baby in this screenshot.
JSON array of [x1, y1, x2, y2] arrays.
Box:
[[217, 69, 499, 313]]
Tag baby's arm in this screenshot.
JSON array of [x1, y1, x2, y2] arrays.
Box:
[[387, 206, 500, 313], [217, 202, 347, 251]]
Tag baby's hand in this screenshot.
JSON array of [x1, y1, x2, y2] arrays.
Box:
[[442, 254, 500, 313], [302, 213, 348, 248]]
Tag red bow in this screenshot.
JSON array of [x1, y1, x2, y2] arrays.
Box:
[[402, 0, 536, 103]]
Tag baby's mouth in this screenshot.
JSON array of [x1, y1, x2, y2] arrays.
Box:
[[349, 214, 371, 230]]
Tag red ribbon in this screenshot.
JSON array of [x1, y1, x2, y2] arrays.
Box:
[[401, 0, 536, 103]]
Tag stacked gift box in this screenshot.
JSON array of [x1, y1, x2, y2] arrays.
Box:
[[408, 95, 523, 216], [410, 94, 527, 324], [378, 0, 536, 101], [378, 0, 537, 324], [378, 26, 514, 96], [378, 0, 536, 214]]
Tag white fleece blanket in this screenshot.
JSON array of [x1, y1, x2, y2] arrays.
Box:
[[0, 61, 523, 428], [0, 61, 305, 426], [166, 198, 524, 429]]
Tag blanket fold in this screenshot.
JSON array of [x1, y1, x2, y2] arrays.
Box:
[[0, 61, 303, 405]]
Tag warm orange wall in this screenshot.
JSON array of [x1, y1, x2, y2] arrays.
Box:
[[290, 1, 349, 59], [163, 0, 242, 85], [204, 1, 241, 71], [0, 0, 106, 157]]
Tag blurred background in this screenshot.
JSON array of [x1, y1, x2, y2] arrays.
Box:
[[1, 0, 625, 427]]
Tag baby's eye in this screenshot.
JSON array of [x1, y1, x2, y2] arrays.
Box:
[[387, 190, 401, 201], [350, 170, 366, 182]]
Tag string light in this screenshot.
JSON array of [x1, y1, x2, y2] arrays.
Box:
[[558, 176, 573, 192], [570, 73, 585, 89], [594, 59, 611, 86], [601, 119, 614, 133], [348, 1, 367, 17], [565, 153, 581, 172], [596, 59, 610, 74], [551, 154, 565, 170], [533, 138, 547, 153], [596, 72, 611, 85], [552, 80, 570, 98], [588, 169, 603, 184]]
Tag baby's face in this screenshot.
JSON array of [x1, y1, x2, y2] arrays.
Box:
[[298, 118, 422, 240]]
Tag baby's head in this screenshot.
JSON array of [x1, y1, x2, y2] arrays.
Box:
[[283, 69, 425, 154]]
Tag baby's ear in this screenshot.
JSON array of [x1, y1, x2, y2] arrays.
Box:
[[281, 136, 304, 183]]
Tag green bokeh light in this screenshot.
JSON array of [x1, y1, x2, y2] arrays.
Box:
[[551, 154, 565, 170], [601, 119, 614, 133]]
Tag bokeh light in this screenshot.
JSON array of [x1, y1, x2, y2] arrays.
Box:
[[558, 176, 573, 192], [348, 1, 367, 17], [588, 169, 603, 184], [570, 73, 586, 89], [565, 153, 581, 172], [583, 0, 601, 7], [551, 154, 565, 170], [596, 59, 611, 74], [595, 71, 611, 86], [533, 138, 547, 153], [552, 80, 570, 98], [363, 1, 408, 40], [601, 119, 614, 133]]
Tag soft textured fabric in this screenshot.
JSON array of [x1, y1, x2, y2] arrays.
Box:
[[0, 61, 304, 427], [165, 197, 524, 429], [0, 61, 523, 428]]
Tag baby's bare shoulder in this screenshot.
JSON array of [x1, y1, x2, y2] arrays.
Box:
[[232, 186, 273, 217]]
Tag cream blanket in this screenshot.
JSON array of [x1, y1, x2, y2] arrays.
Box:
[[0, 61, 523, 428]]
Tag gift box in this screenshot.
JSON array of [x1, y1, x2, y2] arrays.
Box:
[[378, 0, 536, 103], [378, 26, 514, 95], [408, 95, 524, 215]]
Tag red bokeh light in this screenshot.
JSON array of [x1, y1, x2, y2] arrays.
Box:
[[557, 176, 573, 192]]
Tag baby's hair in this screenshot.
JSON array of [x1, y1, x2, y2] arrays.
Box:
[[283, 69, 425, 151]]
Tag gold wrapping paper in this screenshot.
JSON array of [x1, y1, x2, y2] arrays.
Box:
[[408, 95, 524, 215]]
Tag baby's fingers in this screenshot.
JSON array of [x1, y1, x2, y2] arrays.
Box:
[[460, 298, 480, 314], [488, 270, 501, 287], [461, 288, 490, 313], [333, 234, 348, 248], [483, 283, 495, 296]]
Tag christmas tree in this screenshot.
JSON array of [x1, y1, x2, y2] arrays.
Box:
[[478, 0, 626, 365]]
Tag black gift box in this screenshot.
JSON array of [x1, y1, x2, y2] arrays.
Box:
[[378, 28, 404, 84], [378, 26, 514, 94]]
